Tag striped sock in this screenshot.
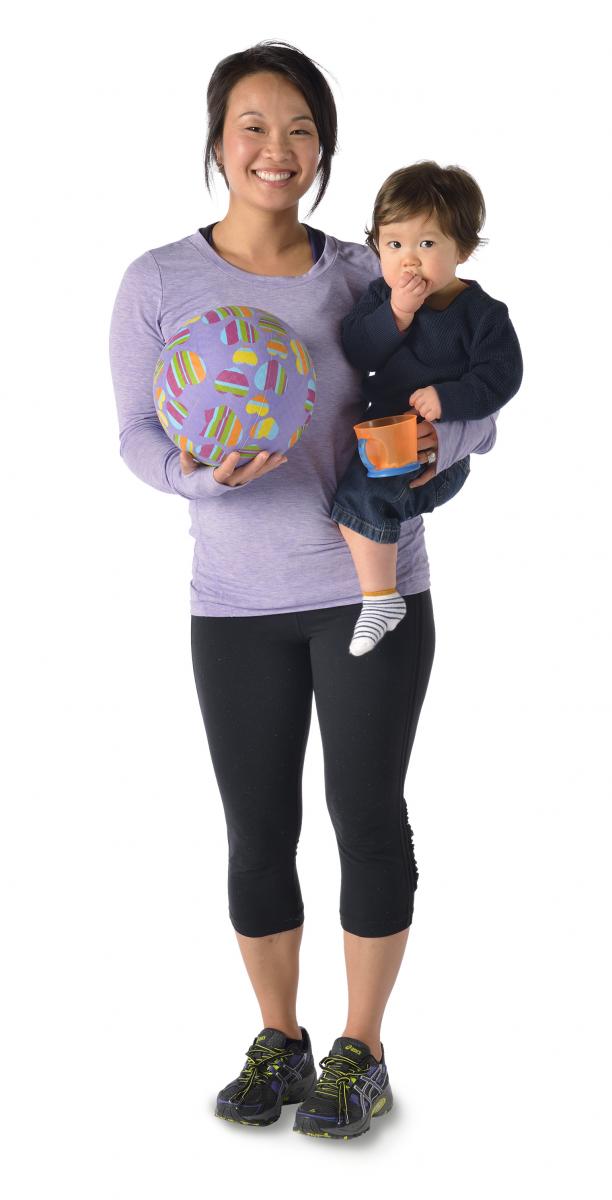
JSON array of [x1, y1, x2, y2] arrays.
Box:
[[349, 589, 407, 656]]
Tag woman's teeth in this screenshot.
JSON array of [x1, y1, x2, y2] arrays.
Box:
[[254, 171, 294, 181]]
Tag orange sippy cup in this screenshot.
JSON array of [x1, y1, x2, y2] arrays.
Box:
[[353, 412, 421, 478]]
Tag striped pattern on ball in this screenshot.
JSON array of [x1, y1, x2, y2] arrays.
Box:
[[166, 328, 192, 352], [198, 405, 243, 447], [233, 349, 258, 366], [248, 416, 279, 441], [245, 396, 270, 416], [254, 360, 287, 395], [194, 441, 227, 464], [221, 320, 259, 346], [291, 338, 312, 375], [305, 379, 317, 415], [266, 339, 288, 359], [214, 369, 250, 398], [166, 350, 206, 397], [166, 397, 189, 430], [258, 314, 288, 336], [201, 305, 253, 324]]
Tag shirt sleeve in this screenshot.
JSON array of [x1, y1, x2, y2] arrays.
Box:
[[435, 303, 523, 422], [435, 411, 499, 474], [108, 251, 234, 500], [341, 279, 408, 370]]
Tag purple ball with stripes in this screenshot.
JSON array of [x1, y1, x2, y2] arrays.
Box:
[[153, 304, 317, 467]]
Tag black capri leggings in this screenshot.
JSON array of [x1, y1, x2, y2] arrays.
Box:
[[191, 590, 435, 938]]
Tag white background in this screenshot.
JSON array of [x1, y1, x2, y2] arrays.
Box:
[[2, 1, 610, 1196]]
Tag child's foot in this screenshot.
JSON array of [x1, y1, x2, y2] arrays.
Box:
[[349, 590, 407, 656]]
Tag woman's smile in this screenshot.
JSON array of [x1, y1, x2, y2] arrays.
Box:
[[252, 169, 297, 187]]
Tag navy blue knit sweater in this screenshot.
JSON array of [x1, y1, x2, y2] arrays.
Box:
[[341, 276, 523, 422]]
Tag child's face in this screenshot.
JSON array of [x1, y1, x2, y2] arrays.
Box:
[[377, 211, 468, 297]]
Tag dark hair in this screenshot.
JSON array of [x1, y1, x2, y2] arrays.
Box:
[[204, 41, 338, 214], [365, 161, 488, 259]]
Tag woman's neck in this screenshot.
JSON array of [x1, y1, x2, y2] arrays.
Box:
[[211, 202, 311, 276]]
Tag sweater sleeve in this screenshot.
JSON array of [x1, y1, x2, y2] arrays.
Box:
[[341, 279, 408, 370], [109, 252, 234, 500], [435, 303, 523, 423], [434, 411, 498, 474]]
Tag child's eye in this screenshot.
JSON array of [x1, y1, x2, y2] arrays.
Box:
[[387, 241, 402, 249], [420, 240, 435, 249]]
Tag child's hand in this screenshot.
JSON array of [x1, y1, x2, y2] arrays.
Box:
[[409, 386, 441, 421], [391, 271, 435, 326]]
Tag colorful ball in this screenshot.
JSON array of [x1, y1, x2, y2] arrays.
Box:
[[153, 305, 317, 465]]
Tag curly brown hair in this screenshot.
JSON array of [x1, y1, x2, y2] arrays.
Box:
[[365, 161, 488, 259]]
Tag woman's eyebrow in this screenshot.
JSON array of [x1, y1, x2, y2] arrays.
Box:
[[238, 110, 316, 122]]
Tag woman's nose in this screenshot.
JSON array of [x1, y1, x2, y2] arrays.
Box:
[[262, 133, 292, 159]]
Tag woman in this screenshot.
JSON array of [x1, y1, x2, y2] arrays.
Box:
[[109, 41, 497, 1140]]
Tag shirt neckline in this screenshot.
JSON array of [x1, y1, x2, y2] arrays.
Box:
[[422, 278, 478, 312], [188, 226, 337, 287]]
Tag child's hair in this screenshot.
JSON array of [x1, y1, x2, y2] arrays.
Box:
[[204, 40, 338, 213], [365, 161, 488, 259]]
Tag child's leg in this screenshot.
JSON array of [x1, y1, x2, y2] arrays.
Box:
[[339, 525, 406, 656]]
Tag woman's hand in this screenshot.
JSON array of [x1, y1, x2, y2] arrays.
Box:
[[180, 448, 287, 486], [409, 418, 439, 488]]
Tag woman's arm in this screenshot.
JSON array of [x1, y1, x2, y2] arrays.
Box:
[[434, 411, 499, 475], [109, 252, 233, 500]]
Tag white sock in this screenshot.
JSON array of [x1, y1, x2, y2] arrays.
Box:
[[349, 590, 407, 656]]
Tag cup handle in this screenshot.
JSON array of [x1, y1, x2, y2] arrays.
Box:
[[358, 437, 383, 472]]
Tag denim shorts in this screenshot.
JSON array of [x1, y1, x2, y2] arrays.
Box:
[[330, 450, 471, 544]]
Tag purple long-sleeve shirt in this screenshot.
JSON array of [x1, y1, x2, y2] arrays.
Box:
[[109, 230, 498, 616]]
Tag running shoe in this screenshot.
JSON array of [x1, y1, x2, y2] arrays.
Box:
[[215, 1026, 317, 1126], [293, 1035, 393, 1139]]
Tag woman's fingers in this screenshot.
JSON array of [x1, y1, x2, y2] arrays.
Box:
[[410, 416, 438, 486], [237, 451, 287, 479], [180, 449, 200, 476], [182, 445, 288, 485], [416, 418, 437, 444], [214, 450, 287, 486], [409, 464, 436, 488]]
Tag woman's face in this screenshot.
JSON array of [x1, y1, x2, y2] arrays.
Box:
[[216, 71, 321, 213]]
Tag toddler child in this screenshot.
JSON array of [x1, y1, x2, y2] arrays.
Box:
[[331, 161, 523, 655]]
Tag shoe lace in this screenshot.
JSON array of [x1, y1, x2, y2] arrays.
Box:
[[314, 1053, 362, 1124], [231, 1043, 295, 1103]]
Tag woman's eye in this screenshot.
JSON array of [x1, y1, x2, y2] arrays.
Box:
[[243, 126, 311, 135]]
